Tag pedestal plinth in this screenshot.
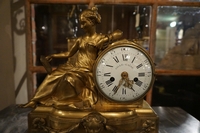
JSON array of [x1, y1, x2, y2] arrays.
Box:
[[28, 101, 158, 133]]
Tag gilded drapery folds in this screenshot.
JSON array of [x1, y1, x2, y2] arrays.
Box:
[[21, 7, 123, 109]]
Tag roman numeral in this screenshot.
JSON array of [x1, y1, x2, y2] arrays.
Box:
[[106, 80, 113, 87], [147, 72, 152, 77], [112, 86, 118, 93], [135, 80, 143, 87], [143, 83, 149, 89], [122, 88, 126, 94], [138, 72, 145, 77], [96, 70, 101, 76], [121, 47, 129, 51], [136, 63, 143, 69], [106, 65, 113, 67], [99, 83, 105, 89], [104, 72, 111, 76], [122, 54, 128, 61], [144, 59, 149, 64], [113, 56, 119, 63], [131, 57, 136, 63]]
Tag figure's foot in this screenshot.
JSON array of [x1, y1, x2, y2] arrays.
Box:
[[82, 100, 92, 109], [19, 101, 36, 108], [69, 100, 92, 110], [53, 97, 81, 106]]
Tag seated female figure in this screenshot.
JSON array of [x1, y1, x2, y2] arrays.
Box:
[[22, 7, 123, 109]]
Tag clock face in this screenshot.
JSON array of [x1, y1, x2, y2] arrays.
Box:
[[93, 41, 154, 102]]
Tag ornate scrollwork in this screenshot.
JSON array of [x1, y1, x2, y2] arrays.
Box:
[[81, 112, 106, 133], [32, 117, 46, 129], [31, 112, 120, 133], [11, 0, 26, 35], [13, 9, 26, 35], [140, 119, 156, 133]]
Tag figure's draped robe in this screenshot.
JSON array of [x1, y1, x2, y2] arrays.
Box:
[[31, 38, 100, 106]]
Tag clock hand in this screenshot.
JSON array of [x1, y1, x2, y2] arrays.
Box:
[[129, 80, 135, 91], [129, 86, 135, 92], [122, 77, 135, 91], [112, 79, 123, 95]]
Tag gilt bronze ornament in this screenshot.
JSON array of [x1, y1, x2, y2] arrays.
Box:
[[22, 6, 158, 133]]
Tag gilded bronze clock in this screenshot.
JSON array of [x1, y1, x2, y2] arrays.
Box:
[[93, 39, 155, 103], [25, 6, 158, 132], [27, 39, 158, 133]]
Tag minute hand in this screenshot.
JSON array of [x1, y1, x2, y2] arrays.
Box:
[[113, 80, 123, 95]]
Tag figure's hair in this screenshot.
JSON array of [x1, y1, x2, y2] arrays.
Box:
[[80, 6, 101, 24]]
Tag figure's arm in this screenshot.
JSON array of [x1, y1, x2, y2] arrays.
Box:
[[46, 39, 80, 61], [97, 29, 123, 49], [107, 29, 123, 43]]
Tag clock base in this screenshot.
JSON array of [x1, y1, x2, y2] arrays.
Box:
[[93, 96, 144, 111], [28, 100, 158, 133]]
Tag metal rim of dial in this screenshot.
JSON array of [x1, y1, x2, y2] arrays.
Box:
[[93, 39, 155, 103]]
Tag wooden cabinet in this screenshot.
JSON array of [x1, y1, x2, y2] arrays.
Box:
[[25, 0, 200, 105]]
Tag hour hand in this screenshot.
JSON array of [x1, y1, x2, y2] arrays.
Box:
[[129, 87, 135, 92], [123, 79, 135, 91]]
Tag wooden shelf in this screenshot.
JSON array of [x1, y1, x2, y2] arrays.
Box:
[[29, 0, 200, 7], [30, 66, 200, 76], [155, 69, 200, 76]]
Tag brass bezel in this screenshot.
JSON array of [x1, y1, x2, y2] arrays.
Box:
[[93, 39, 155, 103]]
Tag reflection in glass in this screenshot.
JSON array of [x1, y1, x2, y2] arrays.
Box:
[[34, 4, 87, 66], [158, 0, 200, 1], [33, 4, 151, 67], [156, 6, 200, 70], [32, 4, 152, 91]]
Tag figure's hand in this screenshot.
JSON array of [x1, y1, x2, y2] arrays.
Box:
[[45, 55, 52, 62], [111, 29, 123, 40], [108, 30, 123, 42]]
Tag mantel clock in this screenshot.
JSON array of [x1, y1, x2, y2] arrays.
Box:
[[24, 7, 158, 133], [27, 39, 158, 133]]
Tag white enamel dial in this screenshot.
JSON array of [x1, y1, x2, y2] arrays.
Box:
[[93, 41, 154, 102]]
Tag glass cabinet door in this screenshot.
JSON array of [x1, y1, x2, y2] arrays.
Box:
[[26, 1, 200, 108], [155, 6, 200, 70], [32, 4, 152, 87]]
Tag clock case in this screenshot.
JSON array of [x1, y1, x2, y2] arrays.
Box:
[[28, 39, 158, 133], [93, 39, 156, 110]]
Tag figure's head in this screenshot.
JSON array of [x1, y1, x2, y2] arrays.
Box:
[[79, 7, 101, 29]]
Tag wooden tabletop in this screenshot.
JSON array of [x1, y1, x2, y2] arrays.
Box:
[[153, 106, 200, 133], [0, 105, 199, 133]]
